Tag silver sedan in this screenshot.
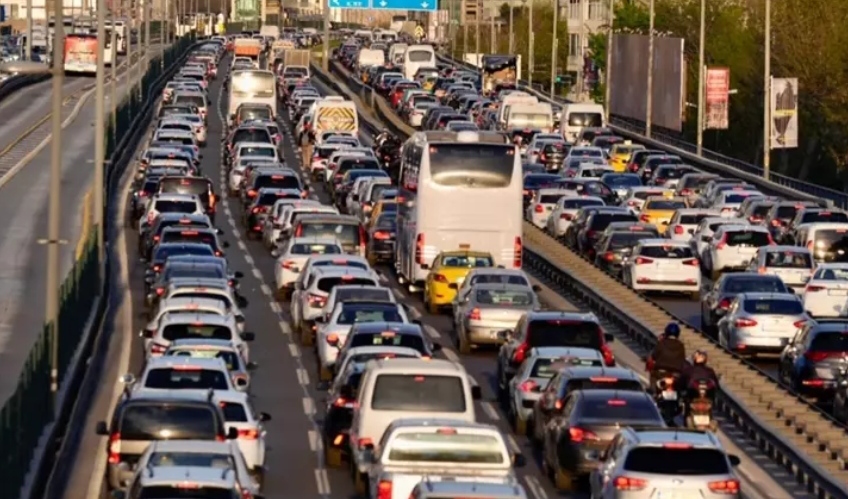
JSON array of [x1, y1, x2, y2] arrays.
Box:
[[453, 283, 540, 354], [717, 292, 809, 357]]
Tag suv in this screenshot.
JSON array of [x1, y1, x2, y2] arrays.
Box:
[[117, 464, 250, 499], [589, 428, 741, 499], [496, 311, 616, 394], [95, 389, 237, 490]]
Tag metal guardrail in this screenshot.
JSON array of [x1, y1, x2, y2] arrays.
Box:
[[434, 53, 848, 210], [311, 59, 848, 498]]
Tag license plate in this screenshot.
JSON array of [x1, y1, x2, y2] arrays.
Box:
[[662, 391, 678, 401], [490, 330, 499, 338], [693, 415, 710, 426], [829, 289, 848, 296]]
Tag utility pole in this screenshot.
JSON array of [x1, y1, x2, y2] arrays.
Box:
[[549, 0, 557, 100], [762, 0, 771, 177], [645, 0, 654, 137], [528, 0, 533, 87], [489, 10, 494, 53], [321, 0, 330, 71], [696, 0, 705, 155], [25, 0, 32, 60], [603, 0, 612, 120], [475, 0, 480, 58], [46, 0, 65, 413], [94, 0, 105, 272], [508, 0, 513, 53]]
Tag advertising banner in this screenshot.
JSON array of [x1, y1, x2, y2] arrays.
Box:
[[704, 67, 729, 130], [770, 77, 799, 149]]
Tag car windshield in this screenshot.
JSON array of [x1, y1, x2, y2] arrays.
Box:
[[386, 432, 504, 464]]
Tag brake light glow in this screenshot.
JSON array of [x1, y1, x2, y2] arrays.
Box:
[[612, 476, 648, 491], [708, 479, 740, 495], [107, 432, 121, 463], [568, 427, 599, 443], [718, 298, 732, 310], [634, 257, 653, 265], [433, 273, 449, 284], [534, 204, 544, 213], [376, 480, 392, 499], [805, 351, 834, 362], [519, 380, 537, 392], [674, 225, 684, 234], [468, 308, 481, 320]]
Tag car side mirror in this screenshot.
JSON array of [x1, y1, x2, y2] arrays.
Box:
[[532, 284, 542, 292], [240, 332, 255, 341], [471, 384, 482, 400], [234, 271, 244, 279], [431, 342, 442, 351], [222, 241, 230, 248], [604, 333, 615, 343], [235, 315, 246, 324], [226, 427, 239, 439], [448, 283, 458, 290], [237, 296, 249, 308], [728, 454, 741, 467], [497, 329, 511, 341], [512, 453, 526, 467], [258, 412, 271, 422], [235, 377, 249, 388], [247, 361, 258, 370], [95, 421, 109, 435]]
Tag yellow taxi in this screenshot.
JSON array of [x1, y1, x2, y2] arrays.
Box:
[[639, 193, 689, 234], [608, 142, 646, 172], [423, 250, 496, 314], [367, 199, 398, 229], [422, 76, 437, 92]]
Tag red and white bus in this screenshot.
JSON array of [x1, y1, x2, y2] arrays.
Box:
[[64, 33, 97, 75]]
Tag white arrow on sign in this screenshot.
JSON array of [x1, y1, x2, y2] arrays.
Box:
[[380, 0, 387, 5], [421, 1, 429, 7]]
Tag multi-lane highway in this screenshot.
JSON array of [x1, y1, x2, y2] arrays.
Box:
[[50, 54, 808, 499], [0, 47, 165, 409]]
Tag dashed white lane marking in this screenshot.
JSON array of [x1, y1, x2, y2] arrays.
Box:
[[308, 430, 321, 452], [253, 268, 263, 279], [424, 324, 440, 339], [269, 301, 281, 313], [297, 367, 310, 386], [279, 320, 292, 335], [260, 283, 272, 296], [507, 434, 521, 454], [407, 306, 422, 320], [288, 343, 300, 358], [302, 396, 315, 416], [378, 273, 388, 283], [524, 476, 548, 499], [443, 348, 460, 362], [314, 469, 331, 495], [481, 401, 501, 421], [244, 254, 254, 265], [237, 240, 247, 251]]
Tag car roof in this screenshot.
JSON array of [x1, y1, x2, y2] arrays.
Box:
[[350, 322, 422, 334], [470, 283, 533, 292], [145, 356, 228, 370], [365, 357, 466, 374], [160, 312, 232, 325], [168, 338, 236, 349], [559, 365, 640, 379], [526, 311, 597, 321], [148, 440, 235, 453]]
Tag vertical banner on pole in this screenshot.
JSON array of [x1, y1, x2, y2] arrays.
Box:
[[704, 66, 729, 130], [770, 77, 798, 149]]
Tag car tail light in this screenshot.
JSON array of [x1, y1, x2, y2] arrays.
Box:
[[634, 257, 653, 265], [107, 432, 121, 464], [519, 380, 538, 392], [240, 489, 252, 499], [373, 231, 391, 240], [376, 480, 392, 499], [433, 273, 449, 283], [602, 251, 615, 262], [734, 318, 757, 328], [639, 213, 650, 222], [281, 260, 296, 269], [708, 479, 740, 494], [238, 428, 259, 440], [679, 188, 693, 195], [468, 308, 481, 320], [514, 236, 522, 267], [716, 234, 727, 250], [534, 204, 544, 213], [512, 342, 529, 363], [560, 213, 573, 220], [682, 258, 699, 266], [415, 233, 424, 265], [718, 298, 732, 310], [805, 351, 835, 362], [612, 476, 648, 491], [252, 207, 260, 214], [568, 427, 599, 443], [673, 225, 684, 234], [149, 343, 168, 354], [806, 285, 824, 293], [155, 287, 165, 296], [601, 343, 615, 366], [308, 293, 326, 307]]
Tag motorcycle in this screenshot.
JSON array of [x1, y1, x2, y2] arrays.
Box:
[[655, 372, 682, 425], [684, 378, 718, 431]]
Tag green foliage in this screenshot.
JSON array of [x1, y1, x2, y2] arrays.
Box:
[[450, 1, 568, 91]]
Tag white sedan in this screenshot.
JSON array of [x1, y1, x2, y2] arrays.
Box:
[[216, 390, 270, 479], [803, 263, 848, 317], [623, 239, 701, 298], [273, 237, 344, 299]]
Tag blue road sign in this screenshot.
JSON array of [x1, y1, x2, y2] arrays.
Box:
[[372, 0, 437, 11], [329, 0, 368, 8]]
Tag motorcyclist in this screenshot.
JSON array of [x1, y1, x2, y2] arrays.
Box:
[[680, 350, 719, 389], [647, 322, 686, 390]]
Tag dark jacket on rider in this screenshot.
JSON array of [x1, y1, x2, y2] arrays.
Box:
[[680, 363, 719, 389], [650, 337, 686, 373]]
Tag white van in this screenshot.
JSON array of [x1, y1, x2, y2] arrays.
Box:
[[496, 92, 537, 130], [348, 358, 481, 489], [561, 103, 606, 142], [402, 45, 436, 81], [505, 102, 554, 133], [388, 43, 408, 65], [796, 222, 848, 263], [357, 48, 386, 70]]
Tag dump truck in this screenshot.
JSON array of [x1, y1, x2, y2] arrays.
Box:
[[234, 38, 262, 61]]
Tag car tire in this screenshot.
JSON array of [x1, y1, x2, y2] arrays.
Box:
[[351, 462, 367, 495], [514, 414, 527, 436], [251, 468, 265, 491], [458, 332, 471, 355], [324, 445, 343, 468], [554, 469, 575, 492]]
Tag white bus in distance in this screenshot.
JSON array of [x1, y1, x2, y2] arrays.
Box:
[[402, 44, 436, 81], [395, 130, 522, 292], [228, 70, 277, 124]]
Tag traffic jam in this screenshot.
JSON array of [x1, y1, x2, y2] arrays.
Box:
[[94, 25, 848, 499]]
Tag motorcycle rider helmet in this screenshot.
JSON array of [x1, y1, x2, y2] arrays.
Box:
[[693, 350, 708, 365], [664, 322, 681, 338]]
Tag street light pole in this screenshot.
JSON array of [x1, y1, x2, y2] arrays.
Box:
[[528, 0, 533, 87], [94, 0, 105, 270], [603, 0, 612, 120], [763, 0, 771, 177], [25, 0, 32, 60], [46, 0, 65, 412], [475, 0, 480, 58], [321, 0, 329, 71], [549, 0, 558, 100], [508, 0, 513, 54], [645, 0, 654, 138], [489, 10, 494, 53], [696, 0, 705, 155]]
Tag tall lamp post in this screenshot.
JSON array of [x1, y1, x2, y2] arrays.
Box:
[[94, 0, 105, 271], [549, 0, 558, 100], [695, 0, 705, 155], [762, 0, 771, 177], [645, 0, 655, 138], [603, 0, 613, 121]]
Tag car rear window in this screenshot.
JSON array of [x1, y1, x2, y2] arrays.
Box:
[[255, 175, 300, 190], [656, 166, 694, 179], [299, 222, 361, 246], [153, 245, 214, 261], [764, 250, 812, 268], [291, 243, 341, 255], [527, 320, 601, 349], [530, 357, 601, 377], [312, 260, 369, 271], [336, 288, 392, 303], [624, 447, 730, 475], [239, 146, 276, 157], [645, 200, 686, 211], [725, 231, 771, 247], [337, 305, 403, 325], [371, 374, 466, 412], [474, 289, 533, 306], [563, 378, 643, 393], [119, 404, 218, 440], [810, 332, 848, 352], [155, 200, 197, 213], [168, 350, 239, 371], [138, 486, 236, 498], [742, 299, 803, 315], [802, 211, 848, 224], [144, 368, 229, 390], [722, 277, 786, 293], [562, 198, 604, 209], [608, 232, 653, 249], [148, 452, 235, 469], [159, 177, 211, 196], [164, 265, 224, 281], [219, 402, 249, 422], [162, 324, 233, 341], [161, 231, 218, 248], [679, 213, 711, 225], [590, 213, 638, 229], [317, 276, 376, 293], [639, 245, 694, 259], [576, 397, 660, 420], [540, 194, 566, 204], [233, 129, 272, 144], [349, 332, 426, 351]]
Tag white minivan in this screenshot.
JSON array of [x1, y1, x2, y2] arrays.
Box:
[[347, 358, 482, 494]]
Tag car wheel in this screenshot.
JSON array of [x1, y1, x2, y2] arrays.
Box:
[[458, 331, 471, 355], [324, 445, 343, 468]]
